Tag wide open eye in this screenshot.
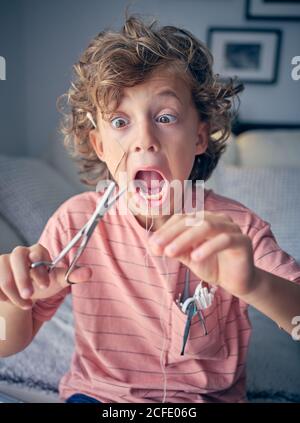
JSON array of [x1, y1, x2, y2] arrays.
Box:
[[156, 114, 177, 124], [111, 117, 129, 128]]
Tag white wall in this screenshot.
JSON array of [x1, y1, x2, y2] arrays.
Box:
[[0, 0, 299, 158]]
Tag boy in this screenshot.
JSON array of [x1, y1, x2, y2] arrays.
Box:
[[0, 15, 300, 403]]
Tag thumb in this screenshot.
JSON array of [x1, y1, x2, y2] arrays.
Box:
[[50, 265, 93, 288]]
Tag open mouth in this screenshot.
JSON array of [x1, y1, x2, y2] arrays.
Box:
[[133, 169, 169, 204]]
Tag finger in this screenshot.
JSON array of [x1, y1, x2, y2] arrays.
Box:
[[9, 246, 37, 299], [190, 233, 246, 262], [28, 246, 52, 290], [161, 219, 241, 258], [148, 214, 191, 254], [0, 254, 34, 309], [148, 214, 201, 255], [149, 211, 236, 249], [25, 265, 92, 300], [157, 210, 233, 233], [0, 256, 9, 301], [0, 289, 8, 302], [152, 212, 183, 234], [49, 265, 93, 288]]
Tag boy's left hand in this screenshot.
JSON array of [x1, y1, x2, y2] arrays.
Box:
[[148, 211, 256, 299]]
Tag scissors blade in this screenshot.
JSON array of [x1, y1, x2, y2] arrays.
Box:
[[83, 185, 127, 239], [180, 267, 190, 304], [68, 184, 127, 261], [49, 226, 86, 269], [180, 302, 195, 356], [64, 184, 127, 281], [30, 182, 126, 273], [52, 182, 119, 268]]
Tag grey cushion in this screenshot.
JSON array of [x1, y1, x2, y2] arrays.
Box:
[[215, 165, 300, 402], [41, 135, 93, 193], [236, 130, 300, 168], [0, 154, 78, 401], [0, 295, 74, 400], [0, 214, 25, 254], [215, 165, 300, 263], [0, 155, 79, 246], [247, 306, 300, 403]]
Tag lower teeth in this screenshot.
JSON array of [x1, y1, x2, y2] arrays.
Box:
[[141, 191, 161, 200], [135, 180, 167, 201], [137, 187, 164, 200]]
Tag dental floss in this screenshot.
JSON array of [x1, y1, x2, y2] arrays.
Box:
[[110, 140, 127, 178], [88, 110, 169, 401], [87, 112, 127, 178], [144, 212, 168, 403], [144, 213, 154, 268], [160, 252, 169, 403]]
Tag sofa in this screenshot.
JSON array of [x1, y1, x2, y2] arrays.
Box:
[[0, 126, 300, 403]]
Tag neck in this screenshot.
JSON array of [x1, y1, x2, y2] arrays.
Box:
[[133, 212, 171, 232]]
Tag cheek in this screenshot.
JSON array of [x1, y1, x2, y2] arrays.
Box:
[[103, 139, 127, 178], [169, 139, 196, 177]]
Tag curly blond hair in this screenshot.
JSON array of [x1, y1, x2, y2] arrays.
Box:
[[58, 14, 244, 187]]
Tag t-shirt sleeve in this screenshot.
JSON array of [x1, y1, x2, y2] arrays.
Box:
[[31, 210, 72, 322], [252, 220, 300, 285]]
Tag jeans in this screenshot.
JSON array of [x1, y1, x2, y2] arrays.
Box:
[[65, 393, 102, 403]]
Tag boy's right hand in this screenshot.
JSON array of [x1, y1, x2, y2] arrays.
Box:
[[0, 244, 92, 310]]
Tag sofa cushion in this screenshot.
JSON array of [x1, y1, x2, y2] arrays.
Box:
[[41, 135, 93, 193], [216, 165, 300, 264], [247, 306, 300, 403], [214, 164, 300, 402], [0, 155, 79, 246], [237, 130, 300, 167], [0, 214, 25, 254], [0, 294, 74, 400]]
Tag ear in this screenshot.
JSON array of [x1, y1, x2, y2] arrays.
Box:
[[195, 121, 208, 156], [89, 129, 106, 162]]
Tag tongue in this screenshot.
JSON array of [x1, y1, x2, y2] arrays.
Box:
[[135, 170, 164, 194]]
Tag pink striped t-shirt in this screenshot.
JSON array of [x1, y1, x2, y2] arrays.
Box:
[[32, 187, 300, 403]]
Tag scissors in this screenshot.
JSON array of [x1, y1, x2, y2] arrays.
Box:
[[30, 181, 126, 284], [178, 267, 208, 355]]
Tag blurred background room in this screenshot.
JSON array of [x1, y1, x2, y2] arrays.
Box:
[[0, 0, 300, 403]]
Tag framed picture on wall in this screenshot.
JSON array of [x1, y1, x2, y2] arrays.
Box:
[[207, 28, 281, 84], [246, 0, 300, 20]]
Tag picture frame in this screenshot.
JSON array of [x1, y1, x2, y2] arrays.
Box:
[[207, 28, 282, 84], [246, 0, 300, 21]]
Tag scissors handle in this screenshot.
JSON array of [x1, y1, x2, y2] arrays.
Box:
[[29, 223, 87, 272], [30, 260, 53, 271]]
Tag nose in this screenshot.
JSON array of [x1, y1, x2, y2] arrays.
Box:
[[131, 118, 160, 153]]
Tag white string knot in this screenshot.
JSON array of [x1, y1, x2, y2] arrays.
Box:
[[193, 282, 217, 310]]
